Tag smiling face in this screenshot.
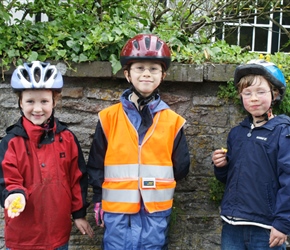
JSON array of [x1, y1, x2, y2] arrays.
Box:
[[124, 61, 166, 97], [240, 75, 274, 120], [19, 89, 55, 125]]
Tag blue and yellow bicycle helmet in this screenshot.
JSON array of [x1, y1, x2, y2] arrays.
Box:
[[234, 59, 286, 101]]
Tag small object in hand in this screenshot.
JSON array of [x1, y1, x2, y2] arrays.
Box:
[[221, 147, 228, 153], [9, 197, 23, 213]]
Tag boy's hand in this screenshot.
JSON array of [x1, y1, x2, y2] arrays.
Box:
[[212, 148, 228, 167], [4, 193, 26, 218], [269, 227, 287, 247], [94, 202, 104, 227], [74, 218, 94, 238]]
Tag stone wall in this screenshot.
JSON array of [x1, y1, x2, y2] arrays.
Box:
[[0, 62, 244, 249]]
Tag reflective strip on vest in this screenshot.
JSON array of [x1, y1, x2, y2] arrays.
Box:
[[105, 164, 139, 178], [141, 186, 175, 202], [105, 164, 174, 179], [140, 164, 174, 179], [103, 188, 140, 203]]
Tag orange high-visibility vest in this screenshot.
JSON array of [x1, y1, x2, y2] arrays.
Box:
[[99, 103, 185, 213]]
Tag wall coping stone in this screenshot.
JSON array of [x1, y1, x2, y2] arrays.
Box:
[[3, 61, 238, 83]]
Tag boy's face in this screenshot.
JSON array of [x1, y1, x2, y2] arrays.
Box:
[[124, 61, 166, 97], [20, 89, 55, 125], [240, 76, 272, 119]]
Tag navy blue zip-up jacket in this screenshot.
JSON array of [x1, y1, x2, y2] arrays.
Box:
[[214, 114, 290, 234]]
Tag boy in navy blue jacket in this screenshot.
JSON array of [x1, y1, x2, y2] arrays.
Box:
[[212, 60, 290, 250]]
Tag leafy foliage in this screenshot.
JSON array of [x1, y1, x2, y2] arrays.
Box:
[[0, 0, 275, 72], [1, 0, 290, 114], [209, 177, 225, 206]]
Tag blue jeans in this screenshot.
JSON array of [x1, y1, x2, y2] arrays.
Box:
[[7, 242, 68, 250], [221, 223, 286, 250]]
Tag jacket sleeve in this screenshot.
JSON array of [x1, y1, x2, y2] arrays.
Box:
[[214, 165, 229, 184], [69, 131, 89, 219], [0, 135, 27, 207], [87, 121, 107, 203], [272, 125, 290, 234], [172, 128, 190, 181]]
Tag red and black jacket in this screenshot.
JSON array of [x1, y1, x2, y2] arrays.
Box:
[[0, 116, 89, 250]]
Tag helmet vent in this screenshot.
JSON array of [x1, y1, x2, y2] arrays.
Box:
[[156, 41, 162, 50], [45, 69, 54, 81], [19, 69, 30, 82], [33, 67, 41, 83], [133, 40, 139, 50], [145, 37, 150, 49]]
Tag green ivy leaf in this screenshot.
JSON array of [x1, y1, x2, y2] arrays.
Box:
[[79, 53, 88, 62], [57, 50, 67, 58], [27, 51, 38, 62], [109, 54, 121, 75]]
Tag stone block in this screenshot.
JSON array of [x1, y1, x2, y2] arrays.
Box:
[[204, 63, 237, 82], [166, 63, 203, 82], [62, 87, 84, 99], [65, 61, 112, 78]]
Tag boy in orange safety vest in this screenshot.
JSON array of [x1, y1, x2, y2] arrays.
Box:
[[87, 34, 190, 249]]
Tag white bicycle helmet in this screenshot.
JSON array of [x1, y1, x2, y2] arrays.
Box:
[[11, 61, 63, 92]]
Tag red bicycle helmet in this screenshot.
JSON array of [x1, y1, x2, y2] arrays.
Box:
[[120, 34, 171, 71]]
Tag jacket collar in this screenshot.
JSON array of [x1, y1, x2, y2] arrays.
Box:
[[240, 114, 290, 130], [6, 116, 68, 145], [121, 88, 169, 113]]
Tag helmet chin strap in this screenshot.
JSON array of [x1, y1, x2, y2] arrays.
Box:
[[254, 91, 276, 124], [254, 108, 272, 124], [130, 85, 159, 110]]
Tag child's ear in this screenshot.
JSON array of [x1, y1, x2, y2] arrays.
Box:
[[52, 91, 61, 107], [124, 70, 131, 83], [19, 99, 23, 109], [273, 89, 280, 99], [162, 72, 167, 81]]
